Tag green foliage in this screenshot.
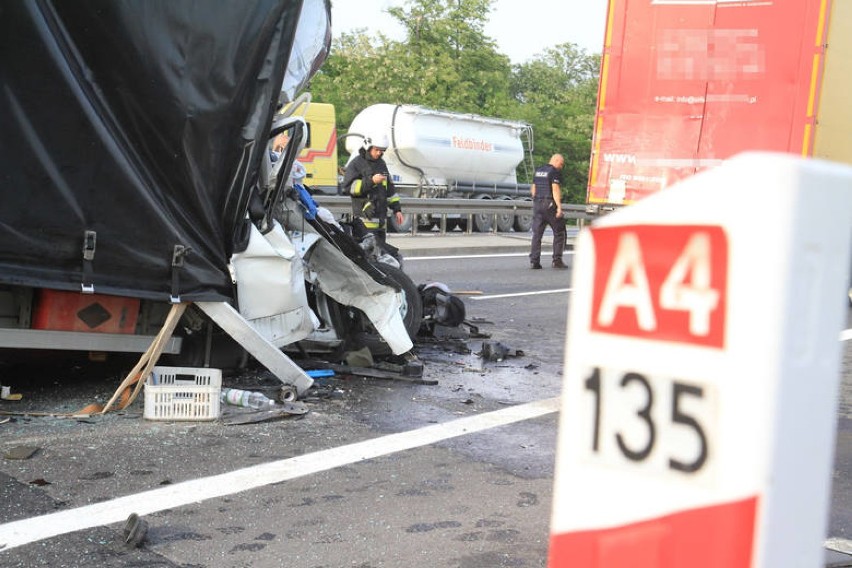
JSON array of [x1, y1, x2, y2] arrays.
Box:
[[511, 44, 600, 203], [312, 0, 600, 203]]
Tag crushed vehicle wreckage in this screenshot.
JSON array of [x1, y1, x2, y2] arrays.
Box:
[[0, 0, 488, 413]]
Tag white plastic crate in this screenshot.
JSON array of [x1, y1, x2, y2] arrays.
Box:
[[143, 366, 221, 421]]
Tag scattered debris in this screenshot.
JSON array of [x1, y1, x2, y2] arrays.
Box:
[[1, 385, 22, 401], [299, 359, 437, 386], [417, 320, 488, 344], [374, 357, 424, 378], [429, 324, 470, 341], [4, 446, 39, 460], [123, 513, 148, 549], [463, 322, 491, 339], [0, 410, 99, 419], [222, 401, 309, 425], [419, 282, 466, 332], [278, 385, 299, 402], [344, 346, 374, 368], [478, 341, 523, 362], [305, 369, 335, 379]]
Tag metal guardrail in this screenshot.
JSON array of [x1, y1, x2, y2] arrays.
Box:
[[312, 196, 597, 234]]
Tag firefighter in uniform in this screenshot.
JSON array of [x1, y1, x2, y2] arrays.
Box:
[[341, 134, 404, 245], [529, 153, 567, 269]]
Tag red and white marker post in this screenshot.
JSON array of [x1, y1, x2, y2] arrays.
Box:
[[548, 153, 852, 567]]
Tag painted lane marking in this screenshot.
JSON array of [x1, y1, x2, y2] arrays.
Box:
[[0, 397, 561, 552], [471, 288, 572, 301], [406, 252, 576, 261], [841, 329, 851, 342]]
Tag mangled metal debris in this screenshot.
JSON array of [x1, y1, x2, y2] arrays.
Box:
[[222, 401, 309, 426], [297, 358, 436, 386], [4, 446, 39, 460], [123, 513, 148, 549], [478, 341, 524, 363]]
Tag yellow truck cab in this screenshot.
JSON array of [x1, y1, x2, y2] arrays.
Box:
[[282, 101, 339, 194]]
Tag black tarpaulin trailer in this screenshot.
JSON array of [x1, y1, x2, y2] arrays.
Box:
[[0, 1, 331, 396], [0, 0, 324, 302]]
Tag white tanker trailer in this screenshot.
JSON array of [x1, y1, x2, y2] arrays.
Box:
[[343, 104, 535, 233]]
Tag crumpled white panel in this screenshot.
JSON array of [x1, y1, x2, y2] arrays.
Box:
[[230, 220, 315, 345]]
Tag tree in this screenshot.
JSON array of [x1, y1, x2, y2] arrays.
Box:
[[312, 1, 516, 127], [385, 0, 515, 114], [307, 31, 390, 132], [511, 43, 600, 203]]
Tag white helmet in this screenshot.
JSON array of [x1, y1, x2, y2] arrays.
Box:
[[362, 133, 389, 152]]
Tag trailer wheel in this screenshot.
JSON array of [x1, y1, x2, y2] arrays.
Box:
[[495, 196, 515, 233], [513, 197, 533, 232], [471, 195, 494, 233], [416, 214, 435, 232]]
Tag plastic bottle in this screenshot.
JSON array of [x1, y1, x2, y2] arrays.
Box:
[[220, 388, 275, 409]]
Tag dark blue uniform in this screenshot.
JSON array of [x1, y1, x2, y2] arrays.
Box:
[[529, 163, 567, 267]]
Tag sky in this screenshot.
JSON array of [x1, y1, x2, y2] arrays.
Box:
[[330, 1, 609, 63]]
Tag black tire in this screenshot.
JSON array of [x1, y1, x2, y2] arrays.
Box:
[[495, 196, 515, 233], [351, 263, 422, 357], [513, 197, 533, 232], [471, 195, 494, 232], [416, 214, 435, 232]]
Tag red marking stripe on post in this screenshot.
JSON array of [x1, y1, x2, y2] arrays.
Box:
[[548, 496, 757, 568]]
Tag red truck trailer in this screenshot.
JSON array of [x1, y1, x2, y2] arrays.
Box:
[[587, 0, 851, 207]]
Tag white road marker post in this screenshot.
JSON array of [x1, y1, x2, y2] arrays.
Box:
[[548, 153, 852, 567]]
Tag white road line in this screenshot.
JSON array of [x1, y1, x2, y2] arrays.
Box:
[[0, 397, 561, 552], [472, 288, 572, 300], [406, 251, 575, 261], [842, 329, 852, 342], [407, 253, 526, 261]]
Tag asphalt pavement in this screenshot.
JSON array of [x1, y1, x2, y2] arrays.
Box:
[[1, 228, 849, 567]]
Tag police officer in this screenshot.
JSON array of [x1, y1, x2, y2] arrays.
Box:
[[341, 134, 404, 244], [529, 153, 567, 269]]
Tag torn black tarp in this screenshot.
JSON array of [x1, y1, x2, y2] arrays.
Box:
[[0, 0, 330, 302]]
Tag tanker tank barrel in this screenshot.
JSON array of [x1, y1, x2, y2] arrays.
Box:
[[345, 104, 534, 232], [346, 104, 530, 190]]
